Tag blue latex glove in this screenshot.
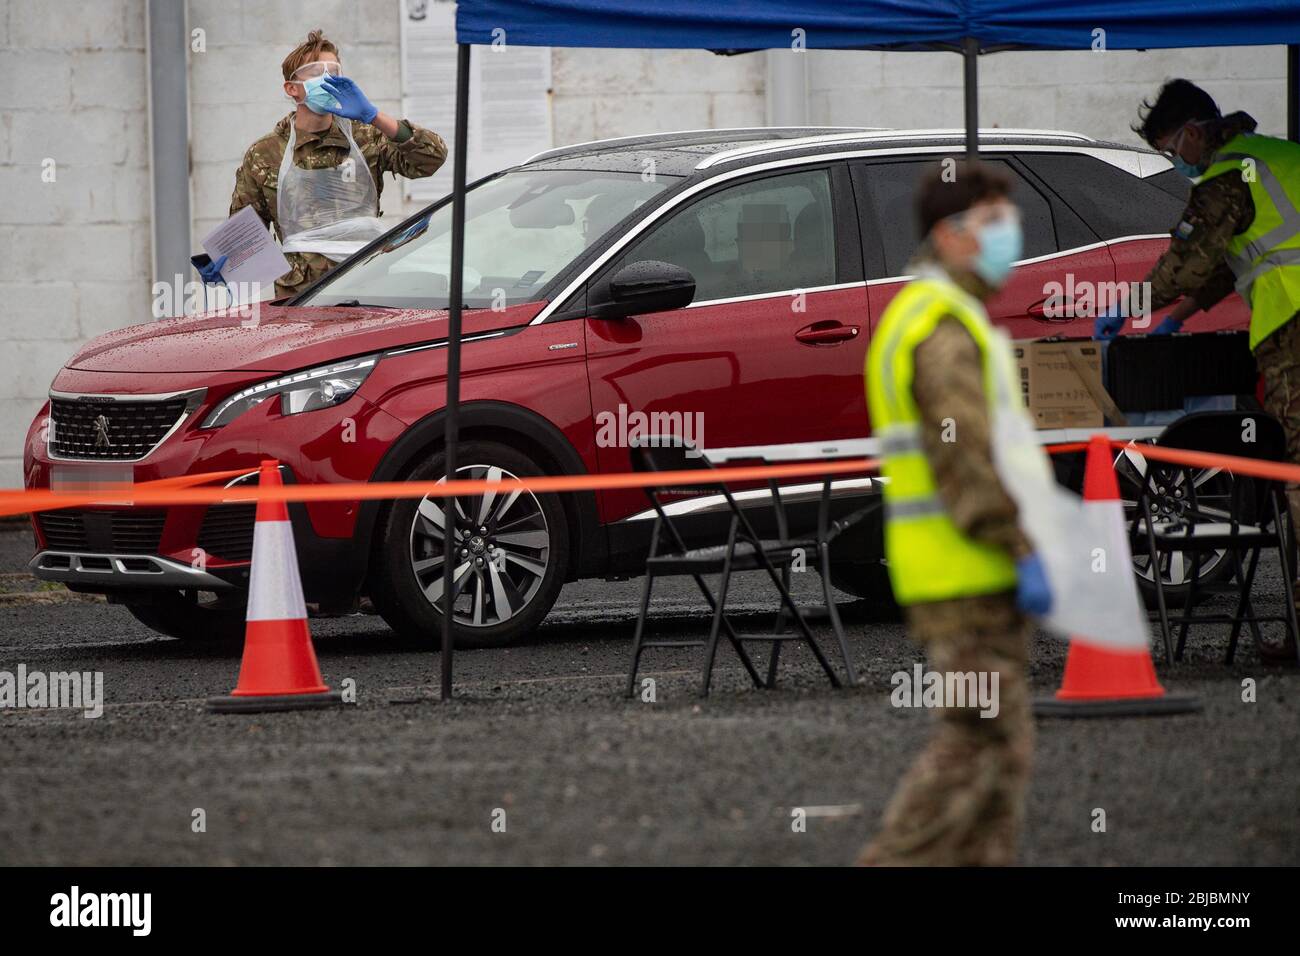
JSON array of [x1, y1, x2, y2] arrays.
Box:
[[197, 254, 227, 286], [1015, 553, 1053, 616], [1150, 316, 1183, 335], [1093, 306, 1124, 342], [319, 76, 378, 124]]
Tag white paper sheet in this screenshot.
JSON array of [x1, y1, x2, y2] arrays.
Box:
[[200, 205, 291, 289]]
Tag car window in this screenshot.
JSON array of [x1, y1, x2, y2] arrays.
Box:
[[862, 159, 1056, 276], [1021, 152, 1188, 240], [299, 169, 673, 309], [613, 168, 837, 302]]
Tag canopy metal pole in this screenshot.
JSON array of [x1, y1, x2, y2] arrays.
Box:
[[441, 42, 472, 702], [962, 37, 979, 159], [1289, 45, 1299, 142]]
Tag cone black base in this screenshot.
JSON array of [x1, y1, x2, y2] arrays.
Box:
[[207, 690, 344, 714], [1034, 693, 1201, 718]]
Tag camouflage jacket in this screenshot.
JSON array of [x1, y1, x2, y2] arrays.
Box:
[[1145, 111, 1258, 313], [900, 257, 1032, 562], [913, 316, 1034, 564], [230, 112, 448, 298]]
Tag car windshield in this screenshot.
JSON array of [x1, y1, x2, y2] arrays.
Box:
[[300, 168, 675, 310]]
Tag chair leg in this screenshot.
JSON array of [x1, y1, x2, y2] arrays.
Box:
[[1148, 523, 1175, 665], [687, 572, 764, 688], [762, 553, 840, 688], [1273, 497, 1300, 666], [765, 565, 791, 689], [1175, 550, 1201, 662], [625, 571, 657, 698], [819, 541, 857, 685], [1239, 546, 1266, 655], [1225, 548, 1250, 665], [701, 549, 736, 697]]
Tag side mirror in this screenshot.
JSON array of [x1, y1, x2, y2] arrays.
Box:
[[589, 260, 696, 320]]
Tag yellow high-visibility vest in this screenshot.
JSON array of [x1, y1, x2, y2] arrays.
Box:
[[866, 274, 1020, 605], [1198, 134, 1300, 350]]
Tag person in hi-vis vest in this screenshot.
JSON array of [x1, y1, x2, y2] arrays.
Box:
[[857, 161, 1053, 866], [1096, 79, 1300, 661]]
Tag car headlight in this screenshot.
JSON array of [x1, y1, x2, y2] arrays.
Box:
[[201, 355, 379, 428]]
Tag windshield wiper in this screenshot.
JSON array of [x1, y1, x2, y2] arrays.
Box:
[[328, 299, 479, 310], [327, 299, 400, 309]]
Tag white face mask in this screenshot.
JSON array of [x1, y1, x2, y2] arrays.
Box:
[[284, 60, 341, 109]]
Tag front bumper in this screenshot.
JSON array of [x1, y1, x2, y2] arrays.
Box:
[[23, 367, 410, 605], [29, 551, 236, 591]]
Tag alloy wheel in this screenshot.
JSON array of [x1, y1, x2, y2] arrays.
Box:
[[1113, 443, 1235, 589], [407, 464, 551, 627]]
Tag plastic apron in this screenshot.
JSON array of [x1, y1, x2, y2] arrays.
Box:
[[982, 326, 1150, 653], [277, 118, 386, 263]]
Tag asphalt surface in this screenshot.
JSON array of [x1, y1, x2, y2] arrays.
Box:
[[1, 521, 1297, 866]]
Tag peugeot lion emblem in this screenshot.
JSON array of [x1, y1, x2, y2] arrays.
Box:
[[92, 414, 114, 449]]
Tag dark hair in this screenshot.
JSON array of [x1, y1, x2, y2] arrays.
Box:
[[1132, 79, 1220, 147], [915, 160, 1013, 237]]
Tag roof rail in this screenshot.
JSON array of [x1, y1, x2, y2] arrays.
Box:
[[696, 128, 1098, 169], [523, 126, 875, 165]]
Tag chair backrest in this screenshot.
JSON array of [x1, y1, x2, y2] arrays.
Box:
[[1152, 410, 1288, 530], [628, 435, 782, 553], [1156, 411, 1287, 462], [628, 435, 715, 475]]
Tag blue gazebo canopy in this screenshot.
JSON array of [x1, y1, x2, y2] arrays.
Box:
[[456, 0, 1300, 51]]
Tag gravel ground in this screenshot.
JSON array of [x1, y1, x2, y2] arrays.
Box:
[[0, 524, 1296, 866]]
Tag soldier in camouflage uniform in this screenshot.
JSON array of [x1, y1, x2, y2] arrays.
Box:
[[1118, 80, 1300, 659], [228, 30, 447, 299], [858, 163, 1045, 866]]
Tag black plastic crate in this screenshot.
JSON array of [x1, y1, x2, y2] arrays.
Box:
[[1106, 331, 1256, 412]]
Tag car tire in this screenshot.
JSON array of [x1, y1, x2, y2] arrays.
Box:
[[124, 590, 247, 641], [829, 559, 899, 611], [370, 441, 569, 649], [1112, 444, 1238, 609]]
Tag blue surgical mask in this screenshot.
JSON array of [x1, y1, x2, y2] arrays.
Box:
[[301, 73, 339, 115], [1171, 155, 1205, 180], [972, 218, 1023, 287]]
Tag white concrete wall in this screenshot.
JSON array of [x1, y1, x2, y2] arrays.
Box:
[[0, 0, 151, 487], [806, 48, 1287, 146], [0, 0, 1290, 488]]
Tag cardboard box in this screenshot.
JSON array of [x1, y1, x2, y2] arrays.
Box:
[[1013, 340, 1105, 430]]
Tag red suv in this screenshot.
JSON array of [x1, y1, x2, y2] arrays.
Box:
[[24, 127, 1248, 646]]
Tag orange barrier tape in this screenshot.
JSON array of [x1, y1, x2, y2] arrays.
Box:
[[3, 468, 253, 519], [0, 458, 880, 518], [1108, 439, 1300, 484], [9, 438, 1289, 521]]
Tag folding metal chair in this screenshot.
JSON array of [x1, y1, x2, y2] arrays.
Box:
[[623, 436, 843, 696], [1130, 411, 1300, 666]]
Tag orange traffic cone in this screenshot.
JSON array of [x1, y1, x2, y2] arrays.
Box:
[[1035, 435, 1200, 717], [208, 460, 343, 713]]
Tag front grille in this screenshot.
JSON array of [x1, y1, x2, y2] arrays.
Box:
[[197, 504, 256, 562], [49, 397, 189, 461], [36, 510, 167, 554], [35, 511, 86, 551]]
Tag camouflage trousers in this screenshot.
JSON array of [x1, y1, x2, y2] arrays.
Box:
[[1255, 315, 1300, 554], [857, 592, 1032, 866]]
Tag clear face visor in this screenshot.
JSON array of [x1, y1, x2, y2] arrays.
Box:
[[945, 202, 1020, 233], [1157, 121, 1205, 160], [290, 60, 341, 83]]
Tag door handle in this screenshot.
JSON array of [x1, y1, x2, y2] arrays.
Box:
[[1027, 299, 1076, 321], [795, 322, 860, 345]]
